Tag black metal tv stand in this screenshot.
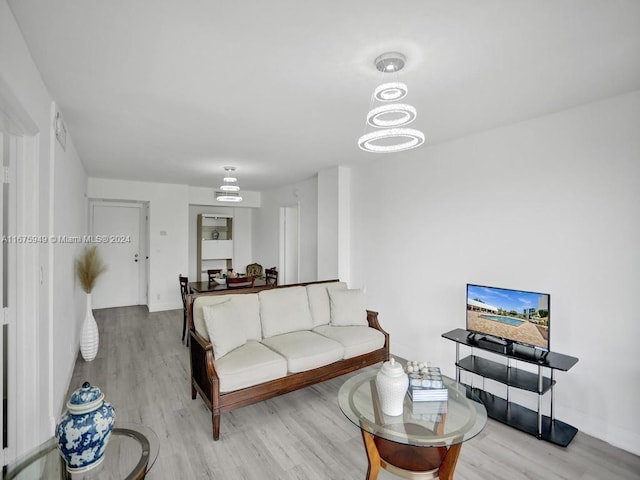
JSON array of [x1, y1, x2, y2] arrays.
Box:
[[442, 328, 579, 447]]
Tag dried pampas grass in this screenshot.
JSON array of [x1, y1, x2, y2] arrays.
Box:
[[75, 246, 107, 293]]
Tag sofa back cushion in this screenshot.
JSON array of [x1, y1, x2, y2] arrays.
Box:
[[259, 286, 313, 338], [329, 288, 369, 326], [193, 293, 261, 342], [306, 281, 347, 327], [203, 300, 247, 360]]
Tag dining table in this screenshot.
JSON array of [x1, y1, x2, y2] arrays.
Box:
[[189, 277, 266, 293]]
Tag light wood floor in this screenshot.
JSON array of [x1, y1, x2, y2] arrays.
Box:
[[67, 306, 640, 479]]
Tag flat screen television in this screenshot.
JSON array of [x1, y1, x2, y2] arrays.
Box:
[[466, 283, 550, 351]]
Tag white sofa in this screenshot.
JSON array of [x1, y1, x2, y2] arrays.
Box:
[[188, 280, 389, 440]]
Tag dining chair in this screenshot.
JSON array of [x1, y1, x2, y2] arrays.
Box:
[[178, 275, 190, 345], [245, 263, 263, 279], [225, 276, 255, 289], [265, 267, 278, 287], [207, 269, 223, 283]]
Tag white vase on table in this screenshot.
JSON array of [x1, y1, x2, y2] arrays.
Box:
[[375, 357, 409, 416], [80, 293, 99, 361]]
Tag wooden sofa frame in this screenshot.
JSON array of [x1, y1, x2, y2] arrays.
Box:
[[187, 280, 390, 440]]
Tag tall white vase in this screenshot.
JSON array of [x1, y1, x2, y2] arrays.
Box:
[[80, 293, 99, 361]]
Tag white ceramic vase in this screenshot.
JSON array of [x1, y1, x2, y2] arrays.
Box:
[[375, 357, 409, 416], [80, 293, 99, 361]]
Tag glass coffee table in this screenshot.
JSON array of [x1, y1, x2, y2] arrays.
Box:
[[2, 423, 159, 480], [339, 370, 487, 480]]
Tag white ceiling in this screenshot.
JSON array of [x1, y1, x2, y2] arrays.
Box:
[[7, 0, 640, 191]]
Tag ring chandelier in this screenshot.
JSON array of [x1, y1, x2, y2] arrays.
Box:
[[358, 128, 425, 153], [358, 53, 425, 153], [374, 82, 407, 102], [216, 166, 243, 202], [366, 104, 416, 128]]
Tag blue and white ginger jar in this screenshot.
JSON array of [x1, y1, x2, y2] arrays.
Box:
[[55, 381, 115, 473]]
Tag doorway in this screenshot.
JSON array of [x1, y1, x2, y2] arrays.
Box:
[[0, 130, 17, 466], [279, 204, 299, 285], [0, 76, 40, 464], [89, 201, 148, 309]]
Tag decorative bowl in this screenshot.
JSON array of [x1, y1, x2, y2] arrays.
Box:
[[213, 277, 226, 285]]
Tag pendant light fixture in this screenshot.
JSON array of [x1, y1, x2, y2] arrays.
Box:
[[358, 52, 425, 153], [216, 166, 243, 202]]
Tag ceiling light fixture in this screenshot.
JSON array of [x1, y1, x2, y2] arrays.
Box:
[[358, 128, 425, 153], [216, 166, 243, 202], [216, 192, 243, 202], [375, 52, 405, 73], [358, 52, 425, 153], [374, 82, 408, 102], [366, 104, 417, 128]]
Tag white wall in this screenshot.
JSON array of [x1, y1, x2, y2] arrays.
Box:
[[88, 178, 189, 311], [232, 207, 252, 275], [253, 177, 318, 283], [1, 0, 88, 456], [317, 168, 339, 280], [349, 90, 640, 455], [50, 111, 89, 426], [318, 166, 351, 284]]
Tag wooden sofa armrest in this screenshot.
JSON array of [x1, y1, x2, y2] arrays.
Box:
[[366, 309, 386, 332], [367, 309, 390, 359], [189, 326, 220, 412], [190, 327, 212, 352]]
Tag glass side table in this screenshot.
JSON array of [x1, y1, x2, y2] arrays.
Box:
[[2, 423, 159, 480], [339, 370, 487, 480]]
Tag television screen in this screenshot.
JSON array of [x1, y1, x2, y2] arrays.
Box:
[[466, 284, 550, 351]]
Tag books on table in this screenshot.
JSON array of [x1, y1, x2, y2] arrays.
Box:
[[408, 366, 448, 402]]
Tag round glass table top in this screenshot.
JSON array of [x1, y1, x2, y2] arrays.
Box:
[[338, 370, 487, 448], [3, 423, 159, 480]]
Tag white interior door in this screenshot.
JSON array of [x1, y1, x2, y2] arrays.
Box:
[[90, 202, 143, 309]]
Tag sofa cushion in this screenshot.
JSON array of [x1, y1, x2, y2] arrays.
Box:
[[329, 289, 368, 326], [259, 286, 314, 338], [313, 325, 385, 359], [215, 341, 288, 393], [261, 331, 344, 373], [306, 281, 347, 327], [193, 293, 261, 342], [203, 301, 247, 360]]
